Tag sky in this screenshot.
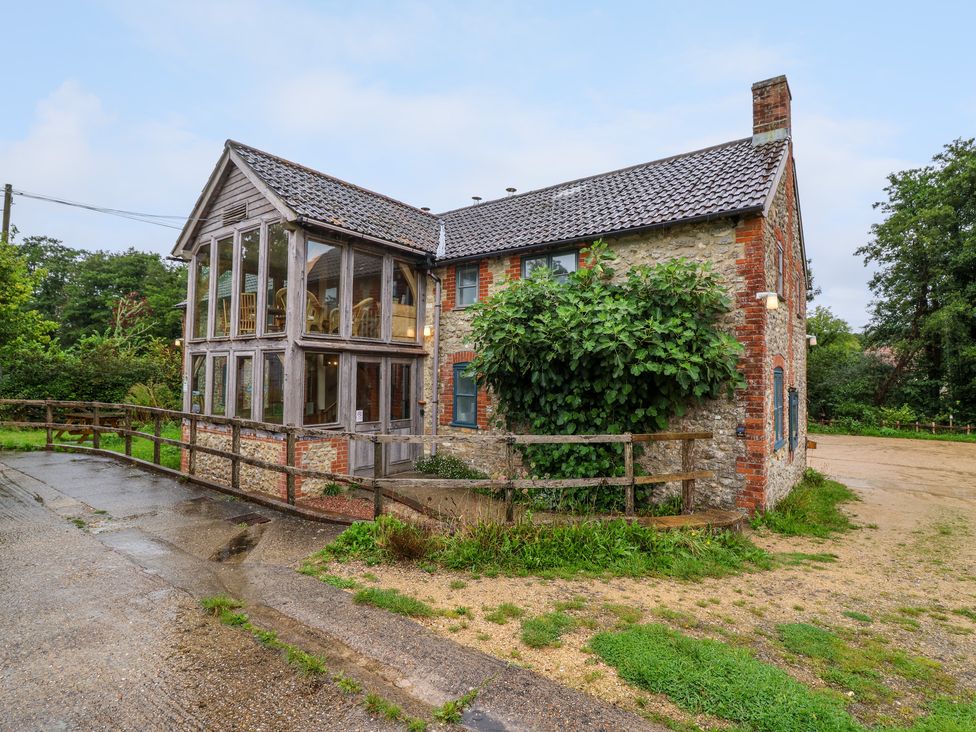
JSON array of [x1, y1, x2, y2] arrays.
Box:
[[1, 1, 974, 329]]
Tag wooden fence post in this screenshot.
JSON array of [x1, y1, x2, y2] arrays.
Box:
[[624, 439, 635, 517], [45, 403, 53, 448], [373, 438, 384, 519], [92, 406, 100, 449], [915, 421, 919, 432], [231, 422, 241, 490], [505, 437, 515, 523], [153, 415, 162, 465], [286, 431, 296, 506], [931, 421, 936, 434], [188, 415, 198, 474], [124, 408, 132, 456], [681, 438, 695, 514]]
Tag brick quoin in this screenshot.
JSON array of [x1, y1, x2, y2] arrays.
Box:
[[734, 214, 769, 512]]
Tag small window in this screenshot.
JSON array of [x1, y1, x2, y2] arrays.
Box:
[[192, 246, 210, 339], [305, 239, 341, 335], [190, 354, 206, 414], [356, 360, 381, 423], [522, 250, 578, 283], [265, 223, 289, 334], [235, 355, 253, 420], [776, 243, 785, 296], [238, 229, 260, 336], [262, 352, 285, 424], [214, 236, 233, 337], [391, 262, 418, 342], [211, 355, 227, 415], [390, 362, 412, 421], [352, 251, 383, 339], [456, 263, 479, 306], [304, 352, 339, 425], [788, 388, 799, 452], [453, 363, 478, 427], [773, 367, 785, 450]]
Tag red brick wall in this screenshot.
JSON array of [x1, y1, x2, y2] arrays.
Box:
[[442, 259, 494, 309]]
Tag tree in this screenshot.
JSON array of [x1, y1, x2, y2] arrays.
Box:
[[468, 242, 744, 510], [17, 235, 83, 322], [0, 237, 55, 351], [857, 139, 976, 421]]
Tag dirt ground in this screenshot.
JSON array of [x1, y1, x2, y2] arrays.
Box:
[[325, 434, 976, 728]]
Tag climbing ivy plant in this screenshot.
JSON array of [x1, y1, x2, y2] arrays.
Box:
[[467, 242, 744, 511]]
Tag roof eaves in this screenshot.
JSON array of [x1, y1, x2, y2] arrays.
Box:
[[296, 215, 432, 257]]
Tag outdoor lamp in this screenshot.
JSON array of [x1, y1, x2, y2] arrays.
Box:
[[807, 334, 818, 346], [423, 324, 433, 338], [756, 292, 779, 310]]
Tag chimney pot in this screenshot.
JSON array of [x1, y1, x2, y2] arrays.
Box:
[[421, 206, 430, 211], [472, 196, 482, 204], [506, 187, 516, 196], [751, 75, 791, 144]]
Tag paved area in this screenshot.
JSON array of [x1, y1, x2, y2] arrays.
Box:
[[0, 450, 657, 731]]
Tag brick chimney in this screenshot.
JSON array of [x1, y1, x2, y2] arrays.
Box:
[[752, 75, 791, 143]]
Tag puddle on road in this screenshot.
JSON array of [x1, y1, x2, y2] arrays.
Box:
[[210, 526, 263, 563]]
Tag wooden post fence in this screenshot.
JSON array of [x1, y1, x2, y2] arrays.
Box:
[[624, 440, 635, 516], [123, 408, 132, 456], [45, 404, 53, 448], [153, 415, 162, 465], [373, 438, 384, 519], [231, 422, 241, 490], [188, 415, 198, 474], [92, 406, 100, 450], [681, 438, 695, 513], [286, 431, 296, 505]]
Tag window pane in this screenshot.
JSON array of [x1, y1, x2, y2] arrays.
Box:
[[457, 264, 479, 306], [192, 247, 210, 338], [214, 236, 233, 337], [236, 356, 253, 420], [550, 252, 577, 283], [392, 262, 417, 342], [454, 364, 477, 426], [303, 352, 339, 425], [211, 356, 227, 415], [239, 229, 260, 335], [263, 352, 285, 424], [190, 355, 205, 414], [355, 361, 381, 423], [305, 240, 341, 335], [523, 256, 547, 278], [265, 223, 289, 333], [390, 363, 411, 421], [352, 251, 383, 339]]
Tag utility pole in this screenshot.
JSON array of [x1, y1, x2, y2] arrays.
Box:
[[1, 184, 11, 243]]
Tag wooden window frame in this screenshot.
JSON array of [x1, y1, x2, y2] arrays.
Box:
[[209, 353, 229, 416], [455, 262, 480, 307], [302, 350, 342, 427], [452, 362, 478, 428], [232, 352, 256, 421], [788, 387, 799, 453]]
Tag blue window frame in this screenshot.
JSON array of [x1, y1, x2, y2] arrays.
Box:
[[788, 388, 799, 452], [456, 263, 479, 307], [452, 363, 478, 427], [773, 367, 785, 450]]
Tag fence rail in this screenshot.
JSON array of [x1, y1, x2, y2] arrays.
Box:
[[0, 399, 714, 522], [810, 418, 973, 435]]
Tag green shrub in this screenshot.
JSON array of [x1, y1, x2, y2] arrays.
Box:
[[414, 453, 487, 480]]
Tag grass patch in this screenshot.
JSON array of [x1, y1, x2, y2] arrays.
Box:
[[314, 573, 359, 590], [332, 673, 361, 694], [0, 423, 185, 470], [650, 606, 699, 629], [432, 689, 478, 723], [603, 603, 644, 628], [363, 692, 403, 720], [809, 422, 976, 444], [520, 611, 574, 648], [353, 587, 435, 618], [449, 579, 468, 590], [843, 611, 873, 624], [752, 468, 857, 537], [200, 595, 243, 615], [777, 552, 839, 566], [307, 515, 772, 581], [952, 608, 976, 623], [592, 623, 860, 732], [484, 602, 525, 625]]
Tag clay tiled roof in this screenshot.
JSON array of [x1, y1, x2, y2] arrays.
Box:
[[227, 136, 788, 261], [437, 137, 788, 260]]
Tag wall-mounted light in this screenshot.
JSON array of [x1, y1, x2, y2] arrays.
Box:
[[423, 324, 433, 338], [174, 338, 183, 348], [755, 292, 779, 310], [807, 334, 818, 346]]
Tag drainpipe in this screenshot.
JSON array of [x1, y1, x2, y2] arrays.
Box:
[[426, 270, 442, 455]]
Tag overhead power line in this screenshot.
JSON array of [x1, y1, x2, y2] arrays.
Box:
[[11, 189, 216, 231]]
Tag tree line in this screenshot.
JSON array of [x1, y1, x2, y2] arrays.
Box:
[[0, 231, 186, 408]]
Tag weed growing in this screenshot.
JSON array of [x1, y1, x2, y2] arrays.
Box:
[[520, 611, 574, 648], [484, 603, 525, 625], [751, 468, 858, 537], [432, 689, 478, 723], [307, 515, 772, 580], [353, 587, 435, 618]]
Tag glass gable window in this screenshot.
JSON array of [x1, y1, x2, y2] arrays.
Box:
[[211, 355, 227, 415], [304, 352, 339, 425], [213, 236, 234, 337], [456, 263, 479, 307], [352, 251, 383, 339], [390, 362, 411, 421], [238, 229, 260, 336], [265, 223, 289, 334], [522, 251, 577, 283], [305, 240, 341, 335], [192, 247, 210, 339], [773, 367, 785, 449], [262, 352, 285, 424], [392, 262, 418, 342], [190, 354, 206, 414], [235, 355, 253, 420], [453, 363, 477, 427]]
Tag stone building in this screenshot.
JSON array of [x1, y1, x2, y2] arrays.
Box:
[[172, 75, 808, 511]]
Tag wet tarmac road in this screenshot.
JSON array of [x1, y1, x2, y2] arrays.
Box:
[[0, 451, 658, 732]]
